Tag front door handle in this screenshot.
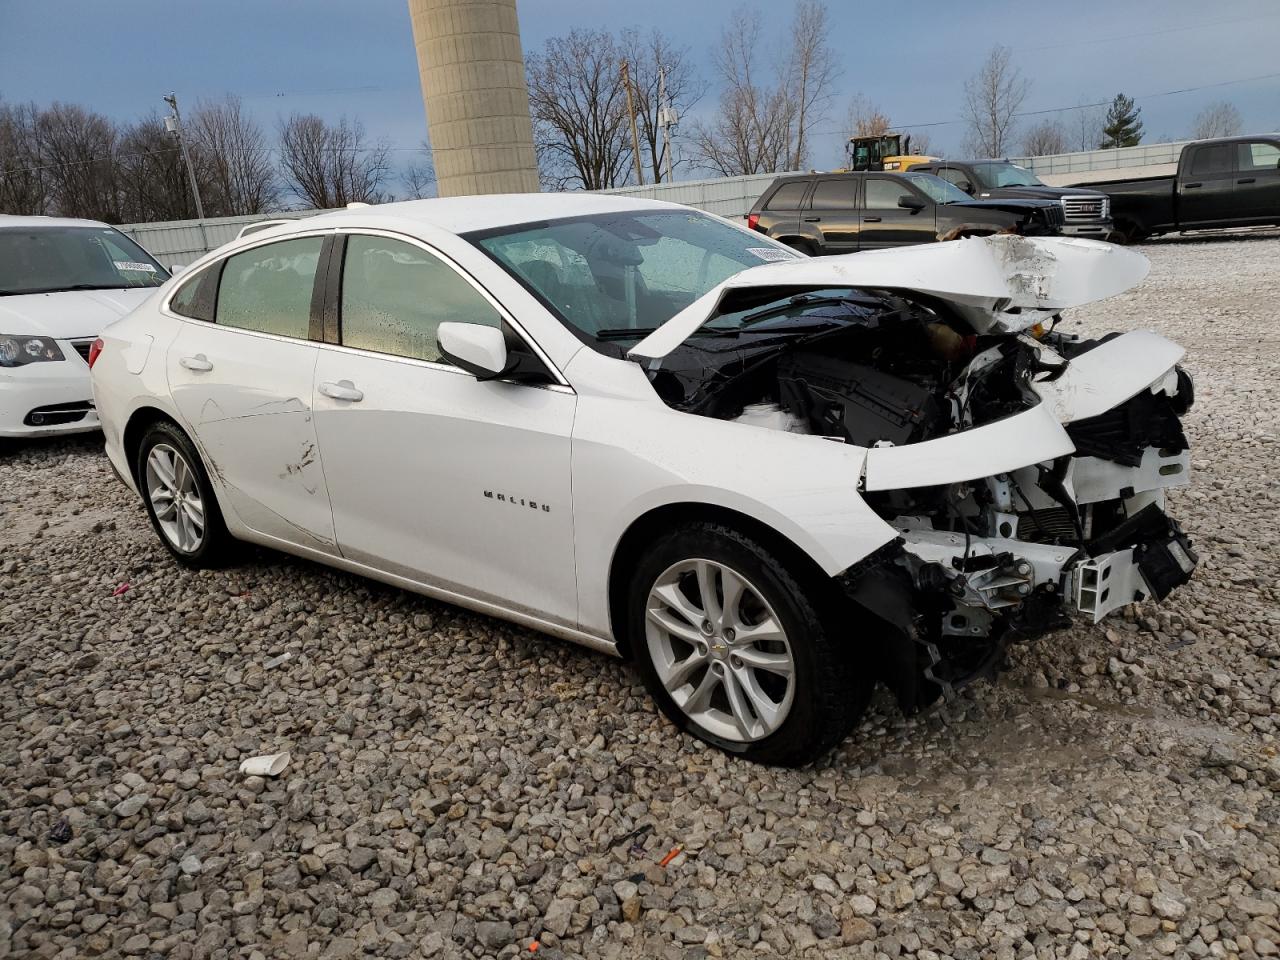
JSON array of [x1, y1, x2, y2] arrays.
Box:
[[1183, 182, 1202, 189], [319, 380, 363, 402], [863, 216, 882, 223], [179, 354, 213, 372], [803, 216, 821, 222], [1237, 177, 1256, 184]]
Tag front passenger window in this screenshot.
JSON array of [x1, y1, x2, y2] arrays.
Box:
[[216, 237, 322, 339], [340, 235, 502, 363]]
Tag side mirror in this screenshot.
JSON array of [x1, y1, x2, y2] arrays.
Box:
[[438, 322, 512, 380], [898, 195, 927, 211], [956, 180, 974, 194]]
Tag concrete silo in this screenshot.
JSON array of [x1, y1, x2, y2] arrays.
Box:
[[407, 0, 540, 196]]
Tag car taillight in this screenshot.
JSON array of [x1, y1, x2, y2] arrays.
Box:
[[746, 213, 760, 232], [88, 338, 104, 369]]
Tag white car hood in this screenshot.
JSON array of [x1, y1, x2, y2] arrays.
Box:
[[0, 286, 157, 340], [628, 235, 1149, 360]]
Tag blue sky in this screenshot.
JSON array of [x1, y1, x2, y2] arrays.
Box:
[[2, 0, 1278, 187]]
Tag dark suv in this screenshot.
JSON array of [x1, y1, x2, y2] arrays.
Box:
[[747, 171, 1065, 255], [909, 160, 1113, 238]]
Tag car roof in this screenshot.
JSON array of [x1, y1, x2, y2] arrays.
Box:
[[303, 193, 690, 235], [0, 214, 117, 230]]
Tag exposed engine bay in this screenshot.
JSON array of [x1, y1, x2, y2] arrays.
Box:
[[644, 277, 1197, 711]]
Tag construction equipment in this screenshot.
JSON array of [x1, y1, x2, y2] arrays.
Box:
[[845, 133, 937, 173]]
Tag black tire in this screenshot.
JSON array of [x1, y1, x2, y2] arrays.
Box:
[[135, 420, 235, 568], [781, 238, 817, 257], [627, 521, 871, 766]]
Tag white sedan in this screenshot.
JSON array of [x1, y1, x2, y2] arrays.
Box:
[[91, 195, 1197, 765], [0, 216, 169, 438]]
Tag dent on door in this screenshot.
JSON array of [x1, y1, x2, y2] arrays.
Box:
[[167, 326, 336, 550]]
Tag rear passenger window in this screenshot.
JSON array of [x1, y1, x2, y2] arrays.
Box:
[[810, 179, 858, 210], [1238, 142, 1280, 172], [340, 235, 501, 364], [766, 182, 809, 210], [215, 237, 322, 339], [1190, 145, 1232, 176]]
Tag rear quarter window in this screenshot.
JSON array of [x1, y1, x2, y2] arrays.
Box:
[[168, 267, 219, 323], [766, 181, 810, 210]]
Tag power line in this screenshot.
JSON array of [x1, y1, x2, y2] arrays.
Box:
[[891, 69, 1280, 130], [1023, 11, 1280, 52]]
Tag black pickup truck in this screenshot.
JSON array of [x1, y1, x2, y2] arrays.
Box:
[[746, 171, 1064, 255], [1082, 136, 1280, 242], [908, 159, 1113, 238]]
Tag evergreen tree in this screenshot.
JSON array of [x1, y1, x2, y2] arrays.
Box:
[[1099, 94, 1143, 148]]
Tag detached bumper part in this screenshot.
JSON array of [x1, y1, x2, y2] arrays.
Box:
[[1074, 514, 1197, 621]]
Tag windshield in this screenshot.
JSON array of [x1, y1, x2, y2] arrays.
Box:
[[900, 173, 972, 204], [467, 210, 798, 346], [0, 226, 169, 296], [970, 162, 1044, 189]]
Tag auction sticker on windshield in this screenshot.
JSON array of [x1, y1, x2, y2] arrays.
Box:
[[114, 261, 157, 273]]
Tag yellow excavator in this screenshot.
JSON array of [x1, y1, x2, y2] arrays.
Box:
[[844, 133, 938, 173]]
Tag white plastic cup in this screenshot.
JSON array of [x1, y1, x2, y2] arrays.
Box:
[[238, 752, 290, 777]]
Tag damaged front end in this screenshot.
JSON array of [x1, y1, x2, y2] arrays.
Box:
[[633, 236, 1198, 710]]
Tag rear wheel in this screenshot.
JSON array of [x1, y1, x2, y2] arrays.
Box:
[[136, 421, 235, 568], [628, 522, 870, 766], [781, 239, 816, 256]]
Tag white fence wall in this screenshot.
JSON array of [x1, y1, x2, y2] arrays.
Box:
[[117, 210, 332, 269], [121, 136, 1275, 265]]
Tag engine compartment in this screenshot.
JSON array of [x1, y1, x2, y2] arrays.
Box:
[[649, 287, 1197, 711]]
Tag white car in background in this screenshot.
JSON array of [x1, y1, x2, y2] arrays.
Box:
[[91, 195, 1197, 765], [0, 216, 168, 439]]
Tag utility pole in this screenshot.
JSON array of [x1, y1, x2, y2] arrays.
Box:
[[620, 61, 644, 187], [163, 93, 205, 220], [657, 65, 678, 183]]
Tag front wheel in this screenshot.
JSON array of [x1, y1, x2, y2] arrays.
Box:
[[136, 420, 235, 568], [628, 522, 870, 766]]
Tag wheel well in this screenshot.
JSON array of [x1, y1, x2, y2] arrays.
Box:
[[778, 237, 815, 255], [607, 502, 833, 659], [122, 406, 179, 485]]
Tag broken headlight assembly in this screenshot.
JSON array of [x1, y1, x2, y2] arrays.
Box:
[[0, 335, 66, 367]]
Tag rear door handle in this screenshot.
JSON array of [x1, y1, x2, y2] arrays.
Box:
[[1237, 177, 1256, 184], [1183, 182, 1202, 189], [318, 380, 363, 402], [179, 354, 213, 372], [803, 216, 821, 222], [863, 216, 882, 223]]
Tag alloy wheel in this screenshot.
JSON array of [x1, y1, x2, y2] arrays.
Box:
[[145, 443, 205, 553], [645, 558, 796, 743]]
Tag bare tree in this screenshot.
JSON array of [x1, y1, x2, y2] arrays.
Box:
[[962, 45, 1029, 157], [278, 114, 390, 209], [1069, 101, 1105, 152], [401, 141, 436, 199], [526, 29, 633, 191], [908, 129, 934, 156], [620, 29, 704, 183], [189, 96, 277, 215], [116, 113, 201, 222], [0, 99, 49, 215], [786, 0, 839, 170], [35, 103, 124, 222], [1020, 118, 1068, 157], [1191, 100, 1243, 140], [844, 93, 892, 139], [688, 9, 794, 176]]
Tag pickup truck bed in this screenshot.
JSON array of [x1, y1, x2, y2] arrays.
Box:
[[1083, 136, 1280, 242]]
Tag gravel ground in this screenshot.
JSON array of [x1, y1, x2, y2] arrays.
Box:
[[3, 233, 1278, 960]]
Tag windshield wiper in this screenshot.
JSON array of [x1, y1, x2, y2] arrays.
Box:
[[595, 326, 739, 341], [0, 283, 149, 296], [737, 294, 853, 327]]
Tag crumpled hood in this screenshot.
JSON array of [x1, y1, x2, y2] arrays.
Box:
[[0, 286, 157, 340], [628, 235, 1150, 360]]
